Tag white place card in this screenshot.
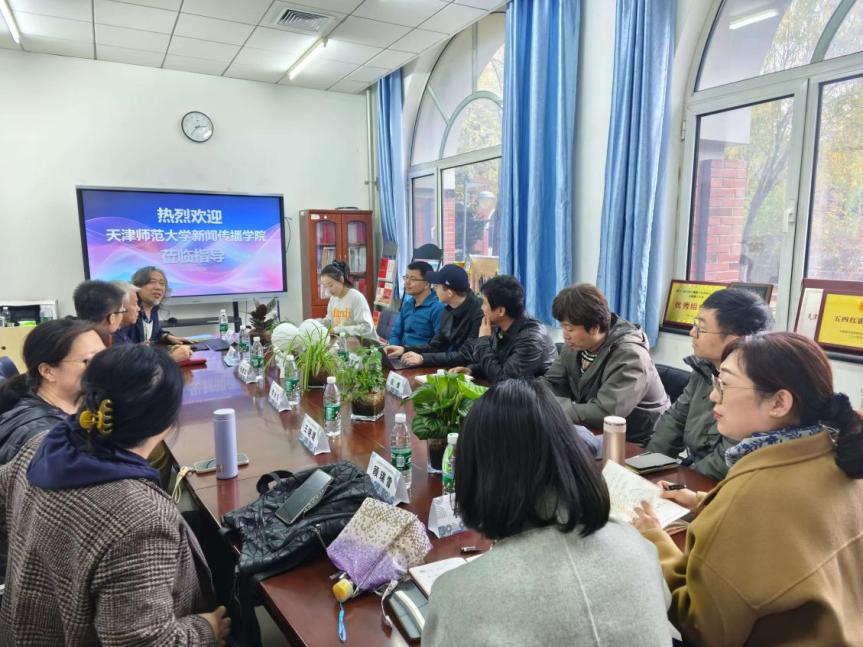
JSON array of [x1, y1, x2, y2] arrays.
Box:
[[299, 414, 330, 455], [236, 360, 257, 384], [366, 451, 410, 505], [386, 371, 412, 399], [268, 381, 291, 412], [428, 494, 465, 538], [348, 352, 363, 369]]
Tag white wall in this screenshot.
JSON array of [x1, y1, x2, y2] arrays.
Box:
[[0, 49, 370, 328]]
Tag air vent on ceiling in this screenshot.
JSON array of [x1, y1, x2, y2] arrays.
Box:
[[272, 8, 332, 34]]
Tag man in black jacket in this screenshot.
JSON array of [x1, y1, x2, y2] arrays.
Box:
[[385, 265, 484, 368], [451, 275, 557, 383]]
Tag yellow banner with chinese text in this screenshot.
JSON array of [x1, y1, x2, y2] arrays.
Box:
[[663, 281, 726, 328], [815, 292, 863, 353]]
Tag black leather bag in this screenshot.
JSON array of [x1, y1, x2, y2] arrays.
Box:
[[222, 461, 380, 579]]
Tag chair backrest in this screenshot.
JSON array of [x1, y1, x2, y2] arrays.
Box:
[[0, 356, 19, 381], [656, 364, 691, 404], [411, 244, 443, 270], [375, 310, 398, 340]]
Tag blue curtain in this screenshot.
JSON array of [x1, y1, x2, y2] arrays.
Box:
[[376, 71, 409, 289], [498, 0, 580, 325], [597, 0, 675, 346]]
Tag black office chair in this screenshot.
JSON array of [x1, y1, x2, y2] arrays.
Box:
[[657, 364, 691, 404], [0, 356, 19, 381], [411, 243, 443, 269]]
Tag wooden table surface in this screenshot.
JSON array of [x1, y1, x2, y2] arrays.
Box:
[[166, 350, 717, 647]]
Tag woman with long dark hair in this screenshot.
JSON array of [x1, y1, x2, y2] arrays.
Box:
[[0, 344, 230, 645], [0, 319, 104, 465], [423, 379, 673, 646], [635, 332, 863, 646], [319, 260, 374, 337]]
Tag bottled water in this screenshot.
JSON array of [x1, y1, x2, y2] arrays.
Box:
[[442, 433, 458, 495], [337, 332, 348, 361], [390, 413, 412, 489], [323, 376, 341, 438], [283, 354, 301, 408], [0, 306, 8, 327], [238, 325, 250, 361], [218, 309, 229, 341], [250, 337, 264, 378], [39, 305, 55, 322]]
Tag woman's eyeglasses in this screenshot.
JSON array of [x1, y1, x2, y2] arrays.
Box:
[[711, 375, 767, 403]]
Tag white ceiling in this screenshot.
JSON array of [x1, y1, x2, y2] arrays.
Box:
[[0, 0, 504, 93]]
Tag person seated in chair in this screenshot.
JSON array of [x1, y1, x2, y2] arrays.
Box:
[[449, 275, 557, 383], [123, 267, 192, 362], [646, 288, 772, 479], [385, 261, 444, 349], [386, 265, 483, 368], [542, 284, 669, 444], [0, 344, 230, 645], [73, 280, 127, 345], [110, 280, 142, 345]]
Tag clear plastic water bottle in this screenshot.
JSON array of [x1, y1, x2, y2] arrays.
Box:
[[323, 376, 341, 438], [250, 337, 264, 378], [337, 332, 348, 361], [390, 412, 412, 489], [39, 305, 55, 322], [0, 306, 8, 327], [218, 309, 229, 341], [442, 432, 458, 495], [283, 354, 300, 409], [238, 325, 250, 361]]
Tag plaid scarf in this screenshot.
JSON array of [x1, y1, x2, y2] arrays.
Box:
[[724, 424, 824, 468]]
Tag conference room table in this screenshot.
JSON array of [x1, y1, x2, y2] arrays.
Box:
[[166, 349, 717, 647]]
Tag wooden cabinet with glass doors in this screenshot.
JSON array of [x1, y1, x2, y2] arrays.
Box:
[[299, 209, 374, 319]]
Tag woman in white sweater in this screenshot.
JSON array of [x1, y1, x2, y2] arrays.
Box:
[[423, 379, 673, 647], [319, 260, 374, 338]]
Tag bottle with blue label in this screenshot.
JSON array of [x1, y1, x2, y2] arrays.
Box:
[[337, 332, 349, 362], [238, 323, 250, 361]]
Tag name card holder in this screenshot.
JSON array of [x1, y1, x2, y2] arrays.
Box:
[[236, 360, 258, 384], [428, 494, 465, 538], [268, 381, 291, 412], [299, 414, 330, 455], [386, 371, 412, 399], [366, 451, 410, 505]]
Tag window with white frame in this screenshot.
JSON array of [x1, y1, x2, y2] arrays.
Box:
[[681, 0, 863, 328], [409, 12, 504, 264]]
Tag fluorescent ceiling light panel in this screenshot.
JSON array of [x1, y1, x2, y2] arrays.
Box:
[[0, 0, 21, 43], [729, 8, 780, 30], [288, 38, 326, 80]]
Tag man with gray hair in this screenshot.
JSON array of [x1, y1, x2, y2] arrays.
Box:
[[111, 280, 140, 345]]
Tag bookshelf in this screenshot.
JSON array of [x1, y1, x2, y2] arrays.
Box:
[[299, 209, 374, 319]]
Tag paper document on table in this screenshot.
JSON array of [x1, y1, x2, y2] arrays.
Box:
[[409, 557, 468, 597], [602, 460, 689, 528]]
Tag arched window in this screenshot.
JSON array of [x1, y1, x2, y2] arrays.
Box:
[[409, 12, 504, 264], [679, 0, 863, 330]]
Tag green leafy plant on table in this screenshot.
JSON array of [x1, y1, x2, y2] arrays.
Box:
[[337, 346, 387, 421], [407, 373, 487, 469]]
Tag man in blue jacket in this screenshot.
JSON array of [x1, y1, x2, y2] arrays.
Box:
[[386, 261, 444, 349]]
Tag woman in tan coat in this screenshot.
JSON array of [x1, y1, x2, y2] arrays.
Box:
[[634, 332, 863, 646], [0, 344, 230, 646]]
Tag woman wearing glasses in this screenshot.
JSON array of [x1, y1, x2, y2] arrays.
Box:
[[646, 288, 772, 479], [0, 319, 104, 466], [634, 332, 863, 646]]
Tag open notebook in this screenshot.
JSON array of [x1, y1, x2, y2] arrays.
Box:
[[409, 554, 484, 598], [601, 460, 689, 528]]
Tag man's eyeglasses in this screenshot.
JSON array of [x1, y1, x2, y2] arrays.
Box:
[[108, 309, 128, 319], [402, 275, 428, 283], [691, 318, 725, 339], [711, 375, 767, 403]]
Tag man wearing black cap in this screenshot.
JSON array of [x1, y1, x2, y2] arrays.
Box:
[[385, 264, 484, 368]]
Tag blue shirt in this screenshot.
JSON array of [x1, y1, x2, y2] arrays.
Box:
[[388, 291, 444, 347]]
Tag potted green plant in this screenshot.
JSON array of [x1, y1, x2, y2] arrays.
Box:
[[337, 346, 386, 421], [408, 373, 487, 471]]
